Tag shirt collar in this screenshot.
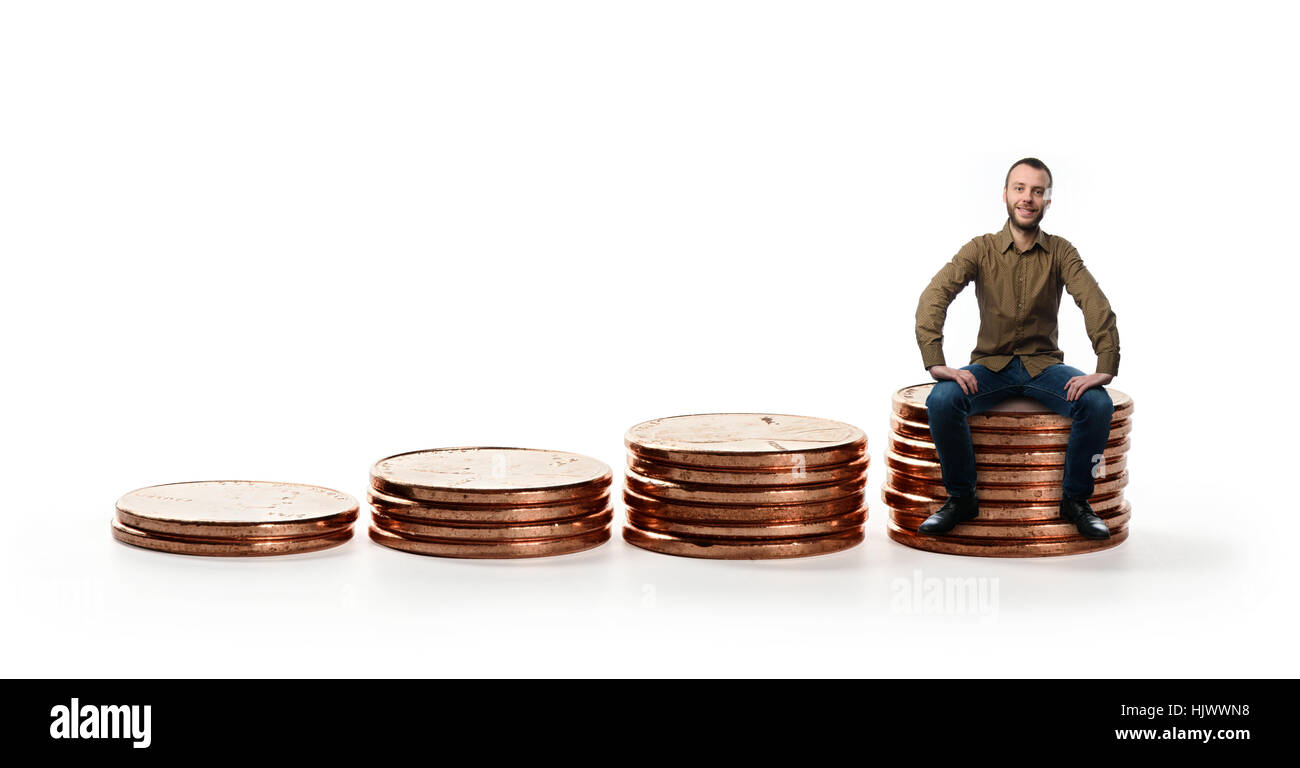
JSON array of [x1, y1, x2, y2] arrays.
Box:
[[997, 219, 1051, 254]]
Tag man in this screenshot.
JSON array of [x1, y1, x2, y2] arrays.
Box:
[[913, 158, 1120, 539]]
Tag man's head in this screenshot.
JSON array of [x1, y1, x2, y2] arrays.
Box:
[[1002, 157, 1052, 231]]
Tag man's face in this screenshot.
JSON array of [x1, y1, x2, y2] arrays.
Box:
[[1002, 164, 1052, 230]]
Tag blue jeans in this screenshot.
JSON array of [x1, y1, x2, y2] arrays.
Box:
[[924, 356, 1115, 500]]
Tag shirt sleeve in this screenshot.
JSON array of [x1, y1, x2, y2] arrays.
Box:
[[1058, 245, 1121, 376], [915, 240, 980, 371]]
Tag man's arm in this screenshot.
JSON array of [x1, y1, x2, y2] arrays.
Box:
[[1059, 245, 1120, 375], [916, 240, 980, 371], [1059, 245, 1120, 400]]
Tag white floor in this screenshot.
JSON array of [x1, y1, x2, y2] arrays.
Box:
[[6, 476, 1287, 678]]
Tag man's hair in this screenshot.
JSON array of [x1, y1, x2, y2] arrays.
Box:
[[1004, 157, 1053, 190]]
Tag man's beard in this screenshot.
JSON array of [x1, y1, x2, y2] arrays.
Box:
[[1006, 200, 1044, 231]]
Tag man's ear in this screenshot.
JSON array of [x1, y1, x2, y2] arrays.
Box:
[[1001, 187, 1007, 205]]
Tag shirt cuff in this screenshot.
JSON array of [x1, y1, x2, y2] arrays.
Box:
[[920, 346, 947, 371], [1096, 351, 1120, 376]]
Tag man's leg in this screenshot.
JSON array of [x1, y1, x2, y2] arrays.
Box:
[[1021, 363, 1116, 538], [1021, 364, 1116, 498], [925, 362, 1024, 498], [919, 361, 1024, 534]]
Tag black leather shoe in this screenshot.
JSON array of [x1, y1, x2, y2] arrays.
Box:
[[919, 495, 979, 535], [1059, 496, 1111, 539]]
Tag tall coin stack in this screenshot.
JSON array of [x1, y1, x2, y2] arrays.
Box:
[[367, 447, 613, 558], [883, 384, 1134, 557], [622, 414, 869, 559], [112, 480, 359, 556]]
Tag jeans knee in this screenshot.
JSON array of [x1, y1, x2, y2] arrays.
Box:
[[926, 381, 967, 420], [1076, 389, 1114, 421]]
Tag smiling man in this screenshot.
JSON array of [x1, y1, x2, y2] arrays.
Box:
[[913, 158, 1121, 539]]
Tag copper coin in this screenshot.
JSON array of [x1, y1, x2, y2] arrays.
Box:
[[627, 454, 868, 487], [885, 469, 1129, 502], [890, 502, 1131, 538], [962, 420, 1134, 447], [626, 469, 866, 505], [884, 450, 1128, 484], [625, 413, 866, 469], [622, 525, 863, 560], [892, 384, 1133, 426], [886, 521, 1129, 557], [368, 524, 609, 559], [889, 518, 1130, 544], [623, 488, 866, 522], [888, 433, 1130, 465], [371, 506, 612, 540], [111, 519, 352, 557], [368, 488, 611, 523], [114, 480, 358, 539], [890, 415, 1134, 446], [887, 416, 935, 441], [967, 393, 1131, 429], [370, 447, 611, 505], [880, 483, 1126, 519], [891, 384, 936, 423], [627, 507, 866, 539]]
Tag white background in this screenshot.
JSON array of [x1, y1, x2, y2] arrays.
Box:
[[3, 1, 1296, 677]]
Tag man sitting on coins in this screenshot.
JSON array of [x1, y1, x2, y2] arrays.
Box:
[[913, 158, 1120, 539]]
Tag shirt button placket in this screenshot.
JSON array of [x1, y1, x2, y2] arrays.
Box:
[[1012, 256, 1023, 346]]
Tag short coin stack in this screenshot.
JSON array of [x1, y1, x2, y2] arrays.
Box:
[[112, 480, 358, 556], [368, 447, 613, 558], [622, 413, 869, 559], [883, 384, 1134, 557]]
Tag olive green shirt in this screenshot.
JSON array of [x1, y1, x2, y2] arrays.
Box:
[[915, 220, 1120, 379]]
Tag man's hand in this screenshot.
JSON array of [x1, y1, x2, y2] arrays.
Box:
[[1064, 372, 1114, 401], [928, 365, 978, 395]]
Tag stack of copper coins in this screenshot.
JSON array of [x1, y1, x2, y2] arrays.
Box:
[[883, 384, 1134, 557], [621, 414, 869, 559], [112, 480, 358, 556], [367, 447, 613, 558]]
